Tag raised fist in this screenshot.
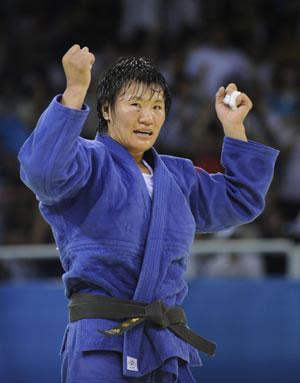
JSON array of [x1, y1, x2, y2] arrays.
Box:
[[62, 44, 95, 92], [215, 83, 253, 142]]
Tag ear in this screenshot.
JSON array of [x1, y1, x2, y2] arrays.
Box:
[[101, 103, 111, 122]]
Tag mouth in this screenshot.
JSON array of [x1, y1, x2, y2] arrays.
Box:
[[133, 130, 153, 137]]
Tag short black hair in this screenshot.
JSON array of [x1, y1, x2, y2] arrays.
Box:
[[96, 56, 172, 134]]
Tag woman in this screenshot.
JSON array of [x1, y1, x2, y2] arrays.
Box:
[[18, 45, 279, 382]]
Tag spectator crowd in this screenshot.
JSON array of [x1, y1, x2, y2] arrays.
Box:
[[0, 0, 299, 278]]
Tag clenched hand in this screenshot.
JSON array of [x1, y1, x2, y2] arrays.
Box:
[[215, 83, 253, 142], [61, 44, 95, 110]]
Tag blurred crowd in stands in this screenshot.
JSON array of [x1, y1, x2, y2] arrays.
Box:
[[0, 0, 299, 278]]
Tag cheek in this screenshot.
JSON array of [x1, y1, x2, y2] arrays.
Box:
[[114, 111, 135, 132], [156, 114, 165, 128]]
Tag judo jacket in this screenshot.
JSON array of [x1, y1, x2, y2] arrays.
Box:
[[18, 96, 279, 380]]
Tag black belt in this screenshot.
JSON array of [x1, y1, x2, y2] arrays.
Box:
[[69, 293, 216, 356]]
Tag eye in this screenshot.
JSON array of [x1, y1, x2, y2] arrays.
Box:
[[153, 105, 162, 110], [131, 103, 141, 107]]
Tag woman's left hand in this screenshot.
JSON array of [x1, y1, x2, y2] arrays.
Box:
[[215, 83, 253, 142]]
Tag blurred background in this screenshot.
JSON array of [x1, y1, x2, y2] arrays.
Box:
[[0, 0, 299, 382]]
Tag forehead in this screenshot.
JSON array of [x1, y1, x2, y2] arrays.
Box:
[[118, 81, 164, 102]]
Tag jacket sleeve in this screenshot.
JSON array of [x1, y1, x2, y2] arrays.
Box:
[[18, 95, 99, 205], [188, 137, 280, 233]]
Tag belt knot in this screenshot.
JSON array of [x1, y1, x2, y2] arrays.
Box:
[[145, 300, 169, 328]]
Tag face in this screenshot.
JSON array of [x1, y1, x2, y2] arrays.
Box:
[[102, 82, 166, 160]]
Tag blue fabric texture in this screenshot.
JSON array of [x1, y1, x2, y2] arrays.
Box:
[[18, 95, 279, 382], [61, 322, 196, 382]]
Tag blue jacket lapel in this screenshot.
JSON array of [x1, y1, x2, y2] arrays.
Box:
[[133, 150, 170, 302]]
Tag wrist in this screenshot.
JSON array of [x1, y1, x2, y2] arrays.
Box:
[[61, 86, 88, 110], [224, 124, 248, 142]]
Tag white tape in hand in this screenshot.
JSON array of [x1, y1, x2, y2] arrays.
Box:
[[223, 91, 241, 110]]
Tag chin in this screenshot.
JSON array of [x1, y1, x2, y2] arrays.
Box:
[[133, 138, 155, 151]]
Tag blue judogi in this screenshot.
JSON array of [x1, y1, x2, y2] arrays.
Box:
[[18, 96, 279, 382]]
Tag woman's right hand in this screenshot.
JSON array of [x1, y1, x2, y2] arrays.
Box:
[[61, 44, 95, 109]]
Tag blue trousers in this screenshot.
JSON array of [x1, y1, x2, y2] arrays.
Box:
[[61, 349, 195, 382], [60, 323, 197, 382]]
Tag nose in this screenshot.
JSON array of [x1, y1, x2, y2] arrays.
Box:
[[138, 108, 153, 125]]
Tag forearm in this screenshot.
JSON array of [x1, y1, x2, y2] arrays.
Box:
[[190, 137, 279, 232]]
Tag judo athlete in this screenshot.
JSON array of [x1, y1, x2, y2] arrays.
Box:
[[18, 44, 279, 382]]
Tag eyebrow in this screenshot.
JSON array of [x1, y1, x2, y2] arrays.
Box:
[[129, 95, 164, 103]]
